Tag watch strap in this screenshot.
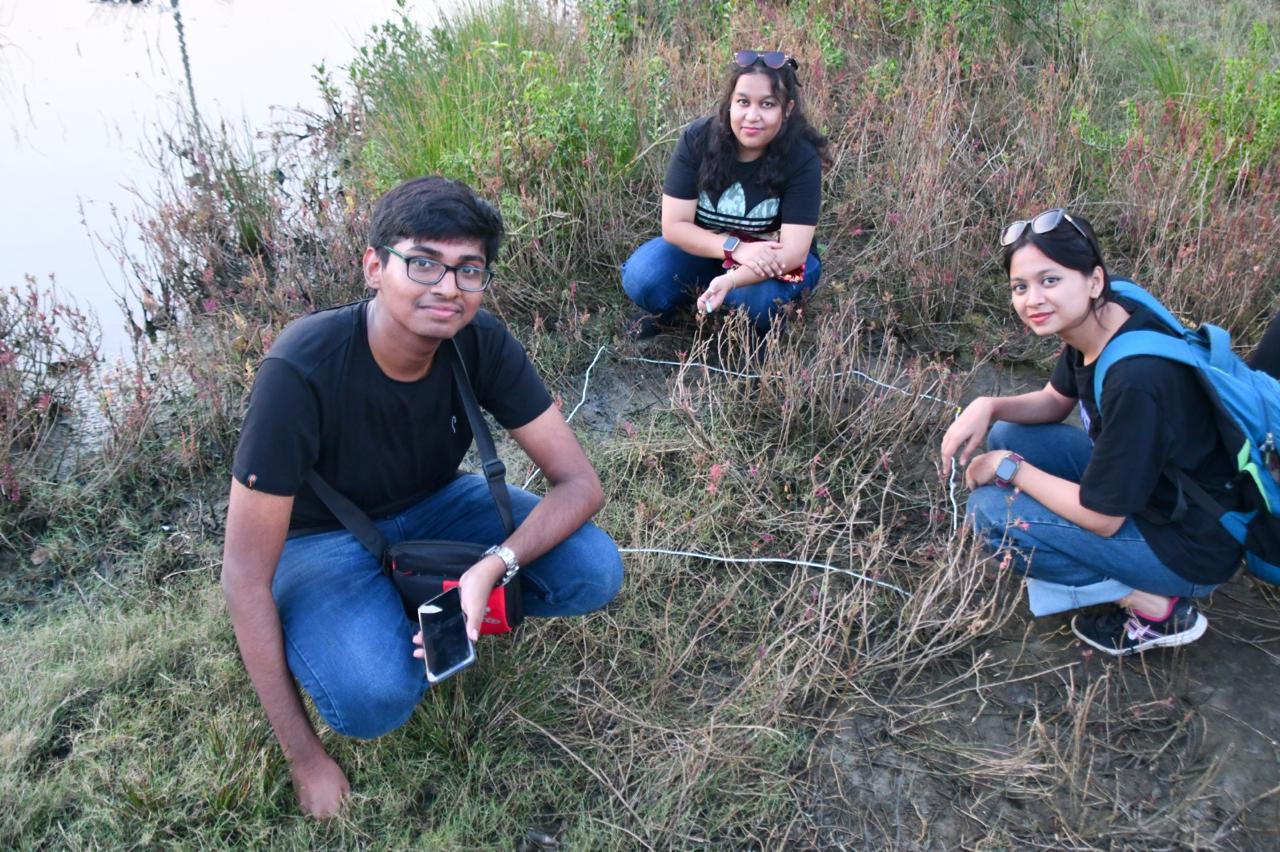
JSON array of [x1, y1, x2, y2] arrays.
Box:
[[483, 544, 520, 586], [994, 452, 1024, 488]]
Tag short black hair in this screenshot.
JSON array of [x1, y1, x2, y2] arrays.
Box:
[[368, 176, 505, 265], [1001, 210, 1111, 300]]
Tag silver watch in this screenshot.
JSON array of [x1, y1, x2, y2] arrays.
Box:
[[483, 544, 520, 586]]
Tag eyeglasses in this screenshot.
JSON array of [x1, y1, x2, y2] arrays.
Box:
[[734, 50, 798, 70], [382, 245, 495, 292], [999, 208, 1090, 247]]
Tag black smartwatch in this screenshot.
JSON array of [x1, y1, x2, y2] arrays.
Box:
[[994, 452, 1024, 488], [722, 235, 741, 263]]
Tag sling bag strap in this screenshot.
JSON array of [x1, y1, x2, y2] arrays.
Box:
[[304, 339, 516, 568]]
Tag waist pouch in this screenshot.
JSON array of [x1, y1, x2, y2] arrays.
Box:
[[386, 539, 522, 634], [305, 340, 522, 635]]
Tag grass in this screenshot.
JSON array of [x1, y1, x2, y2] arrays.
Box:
[[3, 0, 1280, 847]]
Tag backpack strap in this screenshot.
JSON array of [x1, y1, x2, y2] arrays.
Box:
[[1109, 279, 1187, 334], [1092, 326, 1204, 527], [1092, 329, 1203, 404]]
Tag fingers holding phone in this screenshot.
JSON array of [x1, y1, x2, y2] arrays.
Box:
[[416, 588, 477, 684]]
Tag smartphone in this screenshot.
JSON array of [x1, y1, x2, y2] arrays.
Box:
[[417, 588, 476, 684]]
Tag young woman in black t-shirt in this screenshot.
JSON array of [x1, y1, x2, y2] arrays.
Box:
[[940, 209, 1243, 656], [621, 50, 830, 336]]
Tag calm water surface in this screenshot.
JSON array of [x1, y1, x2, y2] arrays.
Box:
[[0, 0, 445, 357]]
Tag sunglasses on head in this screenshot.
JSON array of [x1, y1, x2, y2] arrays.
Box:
[[734, 50, 798, 70], [999, 208, 1091, 247]]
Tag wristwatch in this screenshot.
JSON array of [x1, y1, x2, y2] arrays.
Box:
[[722, 235, 741, 264], [483, 544, 520, 586], [994, 452, 1024, 488]]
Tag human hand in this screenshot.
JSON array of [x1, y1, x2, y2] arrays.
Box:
[[940, 397, 995, 478], [964, 450, 1010, 491], [732, 240, 786, 279], [290, 749, 350, 819], [456, 556, 505, 641], [697, 273, 735, 316]]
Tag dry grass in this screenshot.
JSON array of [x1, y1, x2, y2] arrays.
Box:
[[2, 0, 1280, 847]]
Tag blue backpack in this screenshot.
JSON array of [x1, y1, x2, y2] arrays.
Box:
[[1093, 280, 1280, 585]]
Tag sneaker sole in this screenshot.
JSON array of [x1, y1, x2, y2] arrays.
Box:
[[1071, 611, 1208, 657]]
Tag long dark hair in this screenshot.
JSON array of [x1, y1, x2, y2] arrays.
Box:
[[1001, 211, 1111, 305], [697, 61, 830, 197]]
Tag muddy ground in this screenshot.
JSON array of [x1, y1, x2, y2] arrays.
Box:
[[555, 332, 1280, 849]]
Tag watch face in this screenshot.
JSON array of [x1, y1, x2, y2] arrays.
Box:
[[723, 236, 740, 253], [995, 456, 1018, 484]]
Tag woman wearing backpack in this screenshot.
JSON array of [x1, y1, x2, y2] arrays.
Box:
[[940, 209, 1243, 655], [621, 49, 829, 337]]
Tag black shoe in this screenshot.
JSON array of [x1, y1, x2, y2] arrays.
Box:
[[1071, 598, 1208, 656], [626, 311, 663, 340]]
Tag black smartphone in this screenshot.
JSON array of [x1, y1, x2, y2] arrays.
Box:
[[417, 587, 476, 684]]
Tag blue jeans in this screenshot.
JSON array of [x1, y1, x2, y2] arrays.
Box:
[[271, 474, 623, 738], [967, 422, 1218, 616], [621, 236, 821, 331]]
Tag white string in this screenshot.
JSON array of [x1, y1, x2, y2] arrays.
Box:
[[516, 344, 963, 596], [522, 345, 610, 489], [619, 353, 963, 532], [618, 546, 911, 598]]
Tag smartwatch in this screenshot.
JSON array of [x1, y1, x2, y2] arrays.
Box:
[[994, 452, 1024, 488], [483, 544, 520, 586], [722, 235, 741, 264]]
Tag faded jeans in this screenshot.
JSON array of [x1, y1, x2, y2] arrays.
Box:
[[271, 473, 623, 738], [966, 422, 1218, 616], [621, 236, 821, 332]]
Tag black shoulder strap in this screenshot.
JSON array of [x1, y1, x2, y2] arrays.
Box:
[[305, 339, 516, 565], [447, 339, 515, 535], [305, 468, 391, 564]]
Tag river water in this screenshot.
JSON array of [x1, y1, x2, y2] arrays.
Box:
[[0, 0, 446, 358]]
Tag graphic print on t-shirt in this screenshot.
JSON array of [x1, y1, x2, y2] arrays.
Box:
[[696, 182, 781, 235]]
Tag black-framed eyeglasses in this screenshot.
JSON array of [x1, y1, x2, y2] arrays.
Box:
[[999, 208, 1090, 247], [382, 245, 495, 292], [734, 50, 798, 70]]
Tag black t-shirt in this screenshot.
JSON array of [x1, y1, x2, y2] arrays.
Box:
[[662, 116, 821, 237], [1049, 299, 1243, 583], [232, 300, 553, 534]]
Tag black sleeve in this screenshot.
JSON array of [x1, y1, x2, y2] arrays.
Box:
[[1049, 347, 1076, 398], [470, 317, 554, 429], [231, 358, 321, 496], [1078, 372, 1168, 517], [661, 121, 705, 200], [1249, 311, 1280, 379], [778, 151, 821, 226]]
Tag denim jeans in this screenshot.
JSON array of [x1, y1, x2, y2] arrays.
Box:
[[621, 236, 821, 331], [271, 473, 623, 738], [966, 422, 1218, 616]]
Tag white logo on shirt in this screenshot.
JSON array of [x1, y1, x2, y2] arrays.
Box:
[[451, 415, 457, 434]]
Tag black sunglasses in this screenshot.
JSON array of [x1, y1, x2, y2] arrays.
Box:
[[999, 208, 1091, 247], [734, 50, 798, 70]]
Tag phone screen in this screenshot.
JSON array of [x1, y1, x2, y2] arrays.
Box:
[[418, 588, 476, 684]]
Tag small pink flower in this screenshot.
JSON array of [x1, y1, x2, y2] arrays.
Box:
[[814, 486, 830, 498], [761, 533, 775, 544], [709, 463, 725, 485], [748, 466, 759, 477], [1015, 519, 1030, 531]]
